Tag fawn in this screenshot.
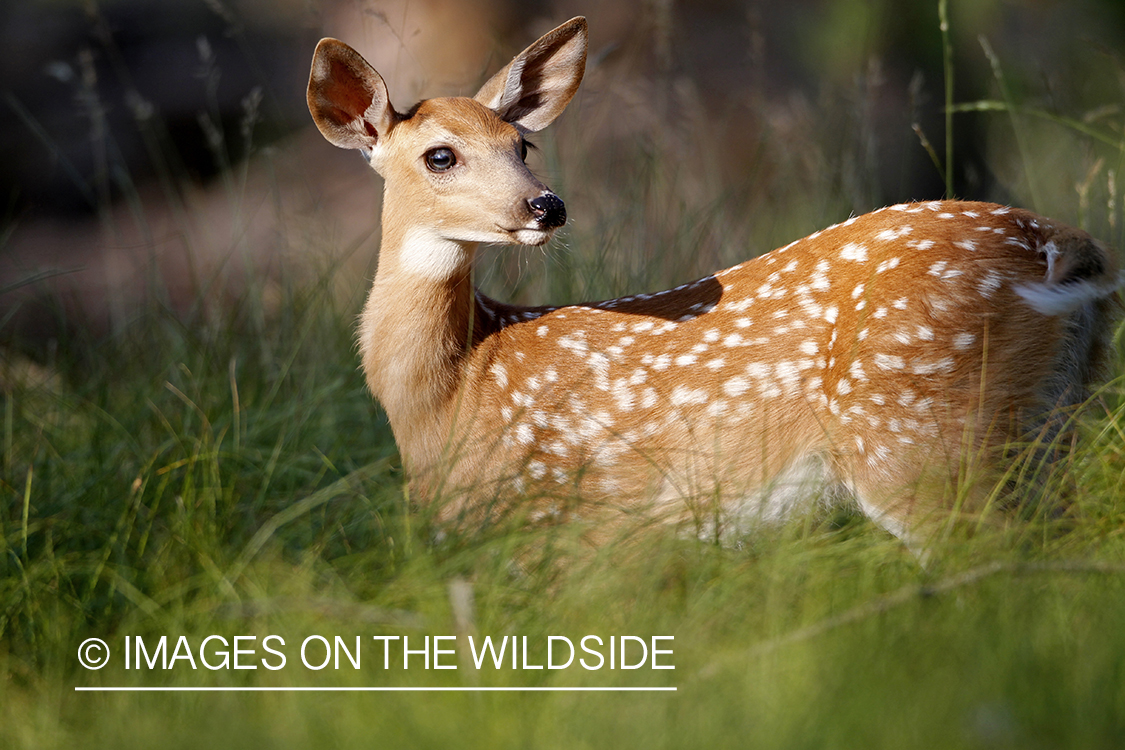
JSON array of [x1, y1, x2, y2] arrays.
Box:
[[307, 17, 1121, 544]]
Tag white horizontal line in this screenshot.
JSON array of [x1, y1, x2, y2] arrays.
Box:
[[75, 686, 677, 692]]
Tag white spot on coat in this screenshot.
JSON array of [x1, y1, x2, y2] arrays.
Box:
[[874, 353, 905, 370], [671, 385, 709, 406], [723, 377, 750, 397], [953, 332, 976, 350], [840, 242, 868, 261]]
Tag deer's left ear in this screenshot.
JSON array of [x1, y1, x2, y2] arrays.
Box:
[[474, 17, 587, 133]]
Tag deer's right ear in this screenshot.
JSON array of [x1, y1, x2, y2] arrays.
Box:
[[307, 38, 396, 152]]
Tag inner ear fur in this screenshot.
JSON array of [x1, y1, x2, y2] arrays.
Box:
[[307, 38, 396, 151], [474, 16, 587, 133]]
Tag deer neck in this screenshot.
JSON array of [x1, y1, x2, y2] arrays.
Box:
[[358, 216, 484, 472]]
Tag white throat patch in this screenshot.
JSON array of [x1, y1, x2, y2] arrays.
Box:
[[397, 227, 473, 281]]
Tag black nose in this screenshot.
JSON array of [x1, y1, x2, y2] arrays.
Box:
[[529, 193, 567, 229]]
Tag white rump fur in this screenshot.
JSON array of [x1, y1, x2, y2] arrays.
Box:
[[1014, 273, 1125, 316]]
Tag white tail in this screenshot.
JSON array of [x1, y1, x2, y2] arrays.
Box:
[[308, 18, 1122, 543]]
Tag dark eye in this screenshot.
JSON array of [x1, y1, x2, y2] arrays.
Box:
[[425, 147, 456, 172], [520, 140, 528, 161]]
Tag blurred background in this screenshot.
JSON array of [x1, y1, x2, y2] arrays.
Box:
[[2, 0, 1124, 367]]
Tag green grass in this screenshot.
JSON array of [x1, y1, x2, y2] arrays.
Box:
[[4, 2, 1125, 747]]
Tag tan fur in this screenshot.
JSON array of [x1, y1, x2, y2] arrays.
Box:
[[307, 18, 1121, 543]]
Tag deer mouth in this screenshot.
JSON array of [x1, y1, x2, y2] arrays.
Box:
[[498, 225, 556, 246]]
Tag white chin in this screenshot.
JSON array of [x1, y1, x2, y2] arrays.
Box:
[[511, 228, 554, 246]]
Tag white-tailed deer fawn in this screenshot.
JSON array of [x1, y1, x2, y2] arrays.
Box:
[[308, 17, 1121, 543]]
